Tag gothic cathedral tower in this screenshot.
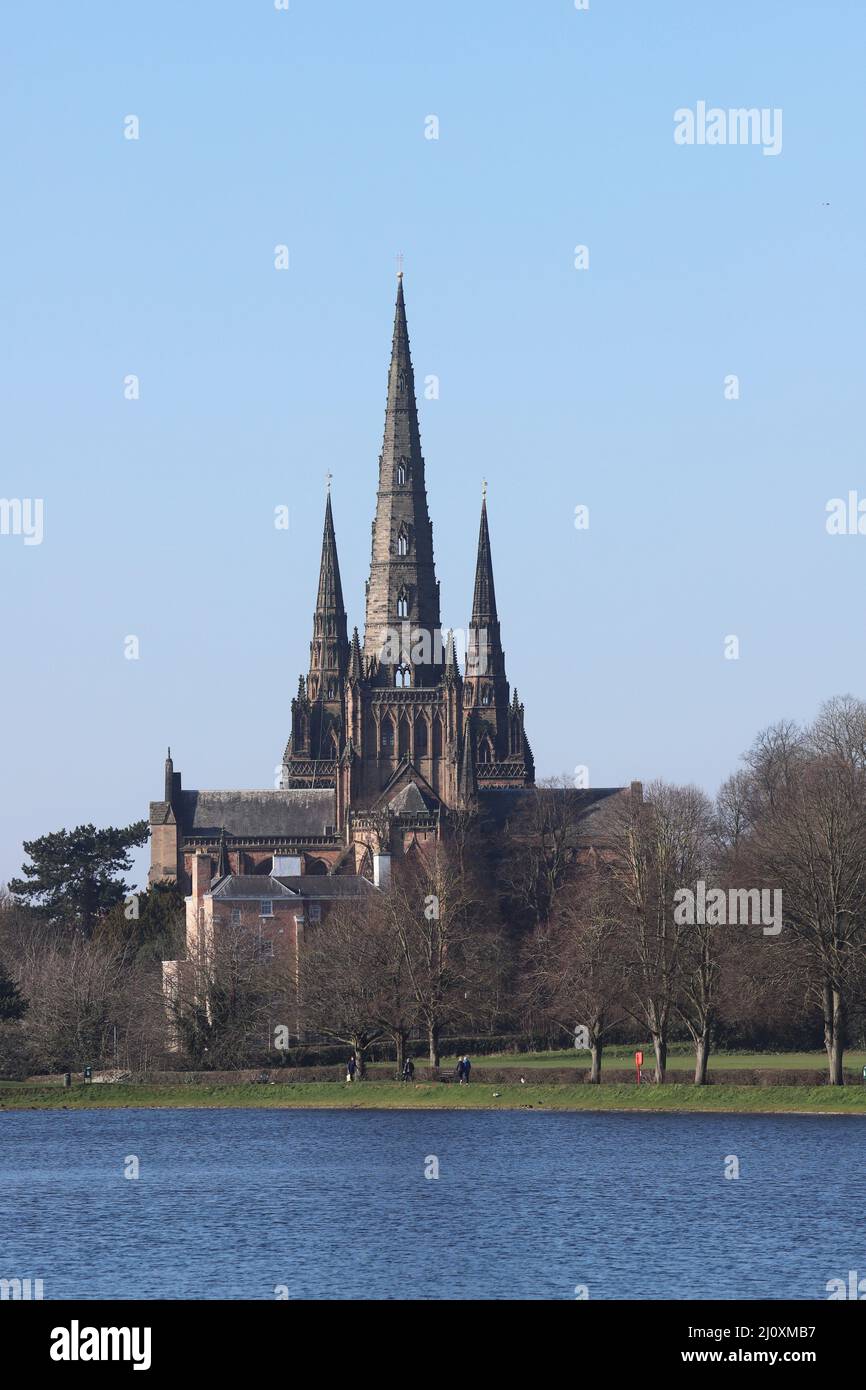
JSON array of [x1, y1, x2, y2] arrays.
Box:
[[281, 275, 533, 829]]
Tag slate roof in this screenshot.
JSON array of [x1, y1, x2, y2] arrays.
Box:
[[274, 876, 379, 899], [210, 875, 297, 900], [177, 789, 336, 839], [387, 782, 432, 815], [478, 786, 626, 848], [209, 873, 377, 901]]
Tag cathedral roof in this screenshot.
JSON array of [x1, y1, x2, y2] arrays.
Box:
[[477, 786, 627, 848], [387, 781, 431, 815], [372, 758, 440, 813], [177, 788, 336, 839]]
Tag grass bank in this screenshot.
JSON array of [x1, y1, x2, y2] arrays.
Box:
[[386, 1045, 866, 1073], [3, 1082, 866, 1114]]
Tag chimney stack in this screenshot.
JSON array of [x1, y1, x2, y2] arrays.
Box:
[[191, 852, 212, 902], [373, 853, 391, 889], [272, 855, 302, 877]]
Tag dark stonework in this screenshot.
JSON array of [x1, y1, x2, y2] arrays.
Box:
[[150, 276, 537, 886], [284, 276, 532, 826]]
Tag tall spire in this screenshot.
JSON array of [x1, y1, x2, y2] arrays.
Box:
[[471, 494, 498, 628], [363, 276, 441, 685], [316, 491, 345, 616], [308, 490, 348, 702], [467, 493, 505, 681]]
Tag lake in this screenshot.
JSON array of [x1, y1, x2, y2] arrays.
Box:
[[2, 1108, 864, 1299]]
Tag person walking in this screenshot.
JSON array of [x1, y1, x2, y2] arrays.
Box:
[[463, 1055, 472, 1085], [346, 1053, 357, 1083], [456, 1056, 466, 1085], [402, 1058, 415, 1084]]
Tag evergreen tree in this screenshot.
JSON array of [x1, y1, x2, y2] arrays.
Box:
[[0, 959, 26, 1021], [9, 821, 149, 937]]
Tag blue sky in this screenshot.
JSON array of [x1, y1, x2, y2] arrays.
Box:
[[1, 0, 864, 890]]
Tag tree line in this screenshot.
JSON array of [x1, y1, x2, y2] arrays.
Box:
[[3, 696, 866, 1084]]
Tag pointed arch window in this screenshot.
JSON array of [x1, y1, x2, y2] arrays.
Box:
[[381, 719, 395, 752], [326, 680, 337, 700], [396, 666, 411, 688], [397, 458, 409, 486], [397, 587, 409, 618], [397, 526, 410, 557], [481, 685, 492, 706]]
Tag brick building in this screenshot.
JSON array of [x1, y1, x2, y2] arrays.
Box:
[[163, 850, 384, 1037]]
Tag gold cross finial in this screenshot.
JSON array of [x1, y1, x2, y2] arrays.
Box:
[[396, 251, 404, 280]]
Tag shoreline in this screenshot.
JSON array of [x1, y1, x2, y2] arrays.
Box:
[[3, 1082, 866, 1117]]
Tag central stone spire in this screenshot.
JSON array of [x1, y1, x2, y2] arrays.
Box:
[[363, 276, 441, 686]]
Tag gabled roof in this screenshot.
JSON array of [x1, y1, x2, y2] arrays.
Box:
[[272, 875, 379, 900], [208, 874, 378, 902], [373, 758, 440, 813], [387, 781, 431, 815], [210, 875, 298, 900]]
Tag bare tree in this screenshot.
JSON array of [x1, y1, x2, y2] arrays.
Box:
[[746, 731, 866, 1083], [382, 844, 484, 1068], [522, 864, 626, 1082], [294, 899, 385, 1076], [503, 777, 585, 928], [609, 781, 711, 1083]]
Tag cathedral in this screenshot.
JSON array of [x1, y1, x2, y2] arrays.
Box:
[[149, 275, 534, 890]]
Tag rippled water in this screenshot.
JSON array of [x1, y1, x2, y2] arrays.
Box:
[[1, 1108, 864, 1299]]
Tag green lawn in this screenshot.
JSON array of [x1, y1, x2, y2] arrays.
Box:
[[371, 1045, 866, 1073], [3, 1082, 866, 1114]]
